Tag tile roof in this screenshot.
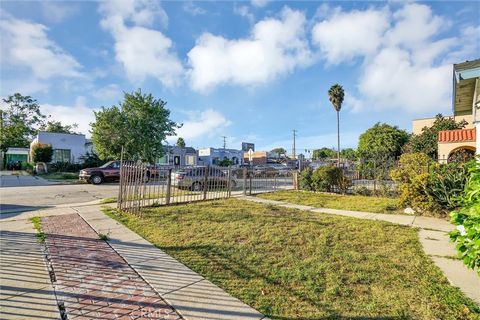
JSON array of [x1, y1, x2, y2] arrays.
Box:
[[438, 128, 476, 142]]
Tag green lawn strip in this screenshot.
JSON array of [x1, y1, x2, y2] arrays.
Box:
[[30, 217, 45, 243], [104, 199, 479, 319], [39, 172, 81, 182], [257, 190, 403, 214]]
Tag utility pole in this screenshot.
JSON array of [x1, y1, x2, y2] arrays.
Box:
[[292, 129, 297, 159], [222, 136, 227, 149]]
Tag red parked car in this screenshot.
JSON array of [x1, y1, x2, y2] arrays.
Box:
[[79, 160, 152, 185]]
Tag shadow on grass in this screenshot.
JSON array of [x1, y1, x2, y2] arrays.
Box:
[[158, 242, 412, 320]]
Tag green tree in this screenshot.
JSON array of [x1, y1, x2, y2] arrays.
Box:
[[31, 143, 53, 163], [340, 148, 358, 161], [405, 114, 467, 159], [91, 90, 180, 162], [358, 123, 409, 159], [218, 158, 232, 167], [312, 147, 336, 160], [0, 93, 46, 152], [44, 120, 78, 134], [176, 137, 186, 148], [271, 147, 287, 156], [328, 84, 344, 165]]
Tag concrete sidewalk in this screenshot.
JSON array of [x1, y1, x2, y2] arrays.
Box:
[[75, 205, 267, 320], [239, 195, 480, 305], [0, 219, 59, 319]]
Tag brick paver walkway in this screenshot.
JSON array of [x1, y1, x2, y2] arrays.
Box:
[[42, 213, 182, 320]]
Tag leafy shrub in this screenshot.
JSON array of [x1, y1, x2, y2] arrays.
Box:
[[299, 167, 313, 191], [391, 153, 439, 215], [311, 166, 349, 193], [79, 151, 106, 168], [352, 185, 371, 196], [375, 182, 398, 198], [49, 161, 82, 173], [426, 161, 470, 210], [24, 162, 35, 174], [450, 159, 480, 275], [31, 143, 53, 163]]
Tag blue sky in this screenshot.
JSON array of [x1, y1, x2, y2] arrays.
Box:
[[1, 0, 479, 155]]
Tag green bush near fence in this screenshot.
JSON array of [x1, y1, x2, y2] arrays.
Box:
[[300, 166, 349, 193], [299, 167, 313, 191]]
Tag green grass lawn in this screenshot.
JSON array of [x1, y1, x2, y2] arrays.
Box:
[[39, 172, 81, 182], [257, 190, 403, 214], [104, 199, 479, 319]]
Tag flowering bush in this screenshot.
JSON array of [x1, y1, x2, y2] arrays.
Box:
[[449, 160, 480, 275], [390, 153, 439, 215]]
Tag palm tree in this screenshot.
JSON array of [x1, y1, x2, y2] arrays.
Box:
[[328, 84, 344, 166]]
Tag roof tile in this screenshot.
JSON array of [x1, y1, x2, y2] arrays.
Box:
[[438, 128, 476, 142]]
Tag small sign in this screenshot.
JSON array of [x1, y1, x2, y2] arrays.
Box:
[[248, 149, 254, 162]]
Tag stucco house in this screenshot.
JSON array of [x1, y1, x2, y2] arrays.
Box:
[[198, 147, 243, 166], [412, 59, 479, 162], [30, 131, 90, 163]]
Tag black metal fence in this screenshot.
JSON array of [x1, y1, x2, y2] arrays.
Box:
[[117, 163, 297, 214]]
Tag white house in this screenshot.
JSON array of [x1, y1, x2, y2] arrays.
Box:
[[30, 132, 89, 163]]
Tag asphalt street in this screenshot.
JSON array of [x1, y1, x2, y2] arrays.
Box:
[[0, 181, 119, 214]]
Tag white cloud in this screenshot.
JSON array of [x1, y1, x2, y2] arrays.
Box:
[[169, 109, 231, 142], [183, 2, 207, 16], [312, 7, 390, 65], [41, 2, 79, 24], [41, 104, 98, 137], [0, 10, 82, 82], [92, 84, 123, 101], [444, 25, 480, 63], [251, 0, 269, 8], [358, 47, 451, 113], [384, 3, 446, 49], [99, 0, 184, 87], [187, 7, 312, 92], [234, 4, 255, 24], [312, 3, 475, 114]]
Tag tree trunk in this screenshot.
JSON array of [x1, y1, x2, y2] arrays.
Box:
[[337, 110, 340, 166]]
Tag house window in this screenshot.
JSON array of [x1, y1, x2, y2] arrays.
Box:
[[185, 155, 195, 165], [52, 149, 71, 162], [158, 155, 168, 164]]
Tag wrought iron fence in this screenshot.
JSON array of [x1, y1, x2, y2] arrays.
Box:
[[117, 163, 297, 214]]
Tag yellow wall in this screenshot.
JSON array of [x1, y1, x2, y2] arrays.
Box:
[[438, 141, 476, 163], [412, 114, 474, 135]]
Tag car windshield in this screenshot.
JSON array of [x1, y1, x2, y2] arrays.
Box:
[[99, 161, 115, 168]]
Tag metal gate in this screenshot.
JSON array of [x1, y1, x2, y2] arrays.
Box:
[[117, 163, 296, 214]]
